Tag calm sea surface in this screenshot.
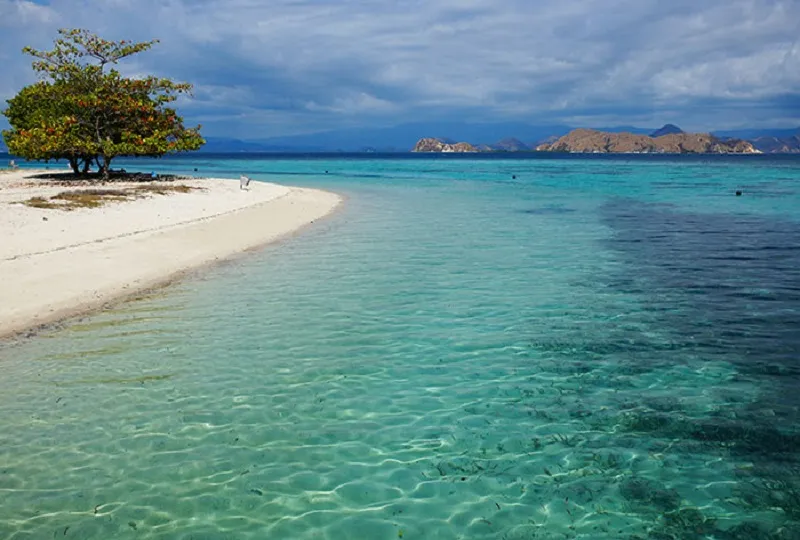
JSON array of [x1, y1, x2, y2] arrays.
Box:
[[1, 154, 800, 539]]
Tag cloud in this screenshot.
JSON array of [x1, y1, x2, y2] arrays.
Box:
[[1, 0, 799, 137]]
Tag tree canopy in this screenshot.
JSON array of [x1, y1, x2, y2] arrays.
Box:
[[2, 29, 204, 178]]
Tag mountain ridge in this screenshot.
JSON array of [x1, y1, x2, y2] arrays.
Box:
[[748, 135, 800, 154], [650, 124, 684, 138]]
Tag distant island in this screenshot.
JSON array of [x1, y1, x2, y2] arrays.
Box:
[[413, 126, 763, 154], [5, 123, 799, 155], [535, 128, 759, 154]]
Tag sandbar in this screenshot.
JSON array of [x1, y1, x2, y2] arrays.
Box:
[[0, 169, 342, 339]]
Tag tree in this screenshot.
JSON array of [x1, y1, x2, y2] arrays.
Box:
[[2, 29, 204, 178]]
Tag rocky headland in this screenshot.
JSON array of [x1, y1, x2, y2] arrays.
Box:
[[412, 138, 476, 153]]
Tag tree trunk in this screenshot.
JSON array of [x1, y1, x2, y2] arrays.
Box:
[[99, 155, 111, 181], [68, 157, 80, 175], [81, 158, 91, 174]]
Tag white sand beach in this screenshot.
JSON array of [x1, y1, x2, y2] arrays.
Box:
[[0, 169, 341, 339]]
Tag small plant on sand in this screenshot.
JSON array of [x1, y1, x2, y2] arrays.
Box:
[[21, 184, 201, 210], [51, 189, 131, 208], [23, 196, 60, 209], [134, 184, 196, 195]]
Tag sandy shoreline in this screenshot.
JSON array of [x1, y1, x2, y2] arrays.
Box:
[[0, 170, 342, 339]]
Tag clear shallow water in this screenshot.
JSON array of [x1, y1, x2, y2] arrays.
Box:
[[1, 155, 800, 539]]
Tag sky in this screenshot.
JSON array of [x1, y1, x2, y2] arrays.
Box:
[[1, 0, 799, 140]]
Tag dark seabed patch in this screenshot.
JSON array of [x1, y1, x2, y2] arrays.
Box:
[[519, 204, 577, 215], [601, 199, 800, 374], [598, 198, 800, 534]]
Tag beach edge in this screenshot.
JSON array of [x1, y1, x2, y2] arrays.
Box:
[[0, 184, 343, 342]]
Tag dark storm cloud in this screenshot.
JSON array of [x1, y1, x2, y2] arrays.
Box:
[[1, 0, 798, 136]]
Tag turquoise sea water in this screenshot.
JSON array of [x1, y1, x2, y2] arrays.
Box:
[[1, 155, 800, 539]]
